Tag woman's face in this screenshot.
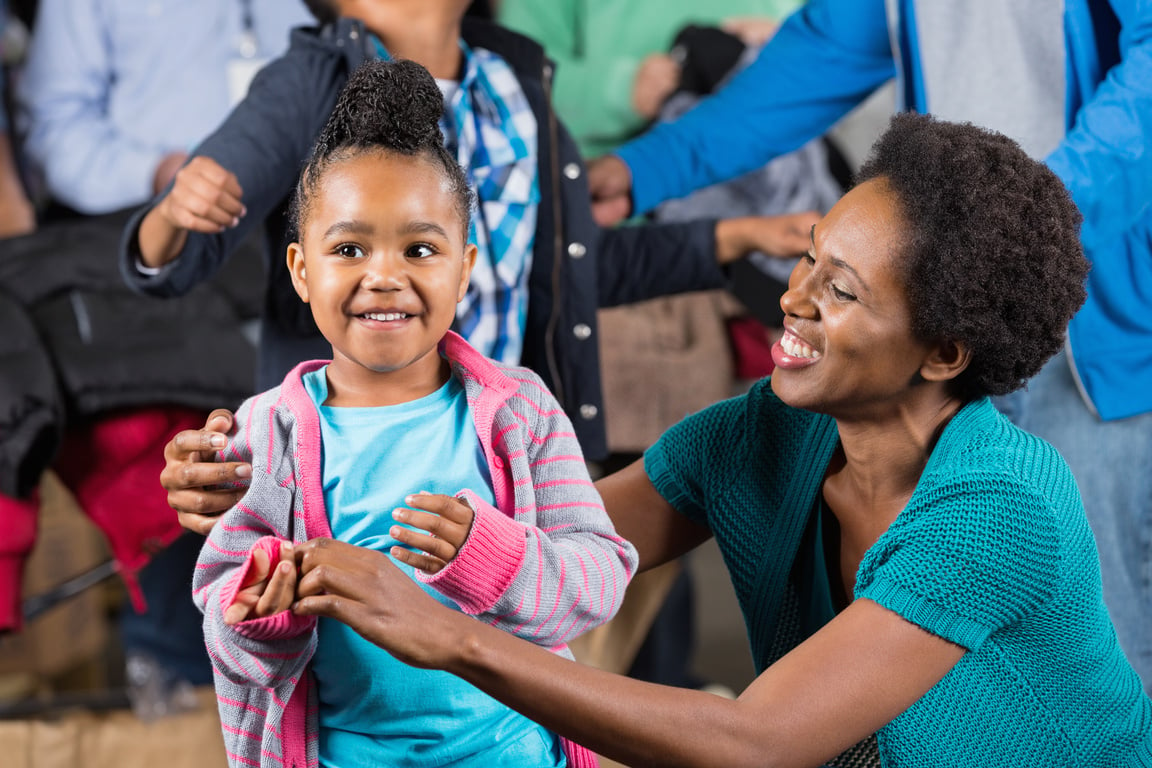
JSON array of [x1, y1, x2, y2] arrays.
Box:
[[770, 178, 938, 420]]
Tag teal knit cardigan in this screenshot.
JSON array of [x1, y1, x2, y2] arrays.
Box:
[[645, 379, 1152, 766]]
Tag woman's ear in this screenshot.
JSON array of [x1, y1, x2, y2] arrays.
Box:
[[919, 338, 971, 384], [457, 243, 478, 303], [287, 243, 309, 303]]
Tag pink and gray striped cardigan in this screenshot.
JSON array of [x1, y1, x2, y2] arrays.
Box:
[[193, 331, 636, 768]]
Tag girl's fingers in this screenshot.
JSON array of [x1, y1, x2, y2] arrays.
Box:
[[389, 545, 448, 575], [255, 559, 297, 617], [239, 547, 271, 590], [389, 522, 456, 562], [403, 493, 474, 525]]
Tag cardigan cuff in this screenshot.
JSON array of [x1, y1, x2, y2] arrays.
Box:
[[419, 489, 526, 615], [221, 536, 314, 640]]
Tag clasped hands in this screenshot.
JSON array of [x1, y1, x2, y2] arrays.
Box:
[[223, 491, 475, 626]]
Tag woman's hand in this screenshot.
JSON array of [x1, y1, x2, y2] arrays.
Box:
[[389, 492, 476, 575], [224, 540, 298, 625], [161, 408, 252, 535], [292, 538, 467, 669]]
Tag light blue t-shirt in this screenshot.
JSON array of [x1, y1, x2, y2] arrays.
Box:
[[302, 367, 565, 768]]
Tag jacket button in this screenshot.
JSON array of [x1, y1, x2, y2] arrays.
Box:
[[579, 404, 598, 420], [563, 162, 581, 180], [567, 241, 586, 259], [573, 323, 592, 340], [494, 456, 504, 469]]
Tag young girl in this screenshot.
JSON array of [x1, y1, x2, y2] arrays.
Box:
[[193, 59, 635, 768]]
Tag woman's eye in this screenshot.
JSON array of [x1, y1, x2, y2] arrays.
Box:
[[335, 243, 365, 259], [831, 283, 857, 301], [407, 243, 436, 259]]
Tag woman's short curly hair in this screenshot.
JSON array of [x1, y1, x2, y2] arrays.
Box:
[[856, 113, 1088, 399], [290, 58, 474, 240]]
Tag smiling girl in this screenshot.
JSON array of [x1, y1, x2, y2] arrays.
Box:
[[192, 59, 633, 768]]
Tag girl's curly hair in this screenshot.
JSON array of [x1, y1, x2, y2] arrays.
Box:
[[856, 113, 1088, 399], [290, 58, 474, 239]]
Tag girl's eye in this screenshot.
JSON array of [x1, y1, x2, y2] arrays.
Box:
[[335, 243, 365, 259], [831, 283, 857, 302], [407, 243, 437, 259]]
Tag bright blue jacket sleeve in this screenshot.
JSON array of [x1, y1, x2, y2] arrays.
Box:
[[1048, 0, 1152, 246], [616, 0, 895, 215]]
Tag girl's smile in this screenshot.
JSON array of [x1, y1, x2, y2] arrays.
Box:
[[287, 150, 476, 406]]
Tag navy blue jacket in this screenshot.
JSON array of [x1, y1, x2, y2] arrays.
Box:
[[120, 17, 726, 460]]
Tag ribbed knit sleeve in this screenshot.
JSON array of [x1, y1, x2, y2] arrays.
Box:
[[193, 391, 317, 688], [643, 392, 752, 528], [856, 468, 1061, 651], [427, 365, 638, 650]]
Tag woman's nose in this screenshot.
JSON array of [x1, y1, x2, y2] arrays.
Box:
[[780, 260, 815, 317]]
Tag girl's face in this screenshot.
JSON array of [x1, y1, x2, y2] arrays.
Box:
[[288, 150, 475, 400], [769, 178, 940, 420]]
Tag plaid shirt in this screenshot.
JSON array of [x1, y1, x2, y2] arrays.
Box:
[[374, 39, 540, 364]]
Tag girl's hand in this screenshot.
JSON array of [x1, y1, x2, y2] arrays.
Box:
[[224, 540, 298, 625], [389, 493, 475, 575]]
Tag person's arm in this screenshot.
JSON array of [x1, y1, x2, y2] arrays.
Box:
[[16, 0, 171, 214], [291, 540, 964, 768], [193, 396, 315, 687], [0, 131, 34, 238], [120, 42, 338, 297], [404, 372, 639, 647], [596, 212, 816, 307], [498, 0, 654, 152], [1046, 3, 1152, 246], [157, 412, 714, 573], [607, 0, 894, 219]]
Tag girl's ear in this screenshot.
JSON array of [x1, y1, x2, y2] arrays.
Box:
[[919, 338, 971, 384], [457, 243, 478, 303], [287, 243, 309, 303]]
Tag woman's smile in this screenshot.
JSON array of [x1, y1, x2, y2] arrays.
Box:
[[772, 328, 822, 369]]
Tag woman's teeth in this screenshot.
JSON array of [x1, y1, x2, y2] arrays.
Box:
[[782, 334, 819, 359]]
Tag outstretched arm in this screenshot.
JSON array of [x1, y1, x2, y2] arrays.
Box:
[[611, 0, 893, 219], [292, 541, 963, 768]]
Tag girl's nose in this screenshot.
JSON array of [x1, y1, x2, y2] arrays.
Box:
[[361, 254, 407, 290]]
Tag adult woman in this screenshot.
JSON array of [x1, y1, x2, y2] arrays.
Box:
[[168, 114, 1152, 766]]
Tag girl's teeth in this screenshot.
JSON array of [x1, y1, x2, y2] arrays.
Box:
[[365, 312, 406, 321]]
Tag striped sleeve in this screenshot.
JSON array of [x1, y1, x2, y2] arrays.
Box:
[[422, 372, 638, 648], [193, 392, 316, 688]]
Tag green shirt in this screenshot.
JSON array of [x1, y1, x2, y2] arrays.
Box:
[[497, 0, 803, 159]]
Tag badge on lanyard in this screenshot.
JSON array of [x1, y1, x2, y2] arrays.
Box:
[[226, 0, 270, 107]]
